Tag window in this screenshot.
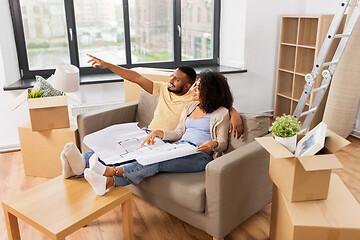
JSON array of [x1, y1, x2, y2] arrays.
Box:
[[10, 0, 220, 80], [74, 0, 126, 67], [129, 0, 174, 63], [181, 0, 215, 60], [19, 0, 70, 70], [207, 7, 211, 24], [197, 8, 201, 24]]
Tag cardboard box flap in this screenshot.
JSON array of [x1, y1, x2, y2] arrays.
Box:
[[324, 129, 350, 153], [287, 174, 360, 228], [132, 67, 174, 75], [28, 95, 68, 109], [66, 93, 81, 103], [255, 137, 294, 158], [297, 154, 343, 171], [12, 89, 29, 110]]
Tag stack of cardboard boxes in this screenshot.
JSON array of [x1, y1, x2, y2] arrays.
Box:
[[256, 130, 360, 240], [13, 89, 79, 178]]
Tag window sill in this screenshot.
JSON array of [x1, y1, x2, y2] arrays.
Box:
[[3, 65, 247, 91]]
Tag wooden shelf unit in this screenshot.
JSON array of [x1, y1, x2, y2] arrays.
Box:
[[273, 15, 345, 129]]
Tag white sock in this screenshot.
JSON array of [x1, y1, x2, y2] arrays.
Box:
[[63, 142, 85, 175], [89, 153, 106, 175], [60, 150, 74, 178], [84, 169, 107, 196]]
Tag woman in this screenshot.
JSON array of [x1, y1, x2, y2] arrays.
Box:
[[61, 71, 233, 195]]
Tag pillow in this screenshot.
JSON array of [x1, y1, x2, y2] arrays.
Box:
[[225, 113, 271, 153], [135, 90, 159, 128], [32, 75, 63, 97]]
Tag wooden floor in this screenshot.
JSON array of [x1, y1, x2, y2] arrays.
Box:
[[0, 136, 359, 240]]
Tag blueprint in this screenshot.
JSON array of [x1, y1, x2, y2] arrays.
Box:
[[83, 123, 197, 166]]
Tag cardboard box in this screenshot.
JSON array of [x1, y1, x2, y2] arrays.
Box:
[[270, 174, 360, 240], [125, 67, 173, 102], [18, 121, 79, 178], [12, 89, 70, 131], [256, 129, 350, 202]]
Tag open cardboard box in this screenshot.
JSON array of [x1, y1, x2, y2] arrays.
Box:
[[12, 89, 79, 131], [270, 174, 360, 240], [18, 121, 79, 178], [256, 129, 350, 202]]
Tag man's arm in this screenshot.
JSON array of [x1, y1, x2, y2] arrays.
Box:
[[229, 107, 243, 139], [87, 54, 153, 94]]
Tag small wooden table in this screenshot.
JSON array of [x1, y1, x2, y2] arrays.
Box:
[[2, 176, 134, 240]]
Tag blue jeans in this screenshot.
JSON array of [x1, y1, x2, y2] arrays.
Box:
[[115, 146, 213, 186], [79, 130, 213, 186]]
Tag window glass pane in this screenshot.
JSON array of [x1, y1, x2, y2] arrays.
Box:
[[74, 0, 126, 67], [129, 0, 174, 63], [19, 0, 70, 70], [181, 0, 214, 61]]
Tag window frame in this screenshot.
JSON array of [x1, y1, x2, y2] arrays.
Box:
[[9, 0, 221, 80]]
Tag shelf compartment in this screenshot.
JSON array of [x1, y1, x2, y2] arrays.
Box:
[[298, 18, 318, 47], [279, 45, 296, 71], [274, 95, 291, 117], [277, 70, 294, 98], [293, 74, 310, 104], [281, 17, 299, 44], [295, 47, 315, 75]]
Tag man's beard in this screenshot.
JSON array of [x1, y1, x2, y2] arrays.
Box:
[[167, 86, 183, 94]]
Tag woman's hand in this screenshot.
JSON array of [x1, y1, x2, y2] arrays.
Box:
[[87, 54, 109, 69], [197, 140, 218, 152], [229, 112, 243, 139], [141, 130, 164, 146]]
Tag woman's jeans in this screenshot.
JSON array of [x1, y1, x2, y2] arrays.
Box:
[[79, 142, 213, 187]]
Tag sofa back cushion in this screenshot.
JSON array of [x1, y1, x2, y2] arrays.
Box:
[[135, 90, 271, 152], [225, 113, 271, 153], [136, 90, 159, 128]]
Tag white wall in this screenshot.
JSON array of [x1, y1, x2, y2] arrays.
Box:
[[222, 0, 307, 113]]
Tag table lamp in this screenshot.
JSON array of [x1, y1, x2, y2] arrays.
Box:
[[52, 64, 80, 92]]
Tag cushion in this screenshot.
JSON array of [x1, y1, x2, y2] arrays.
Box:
[[136, 171, 206, 212], [225, 113, 271, 153], [136, 90, 159, 128], [32, 75, 63, 97]]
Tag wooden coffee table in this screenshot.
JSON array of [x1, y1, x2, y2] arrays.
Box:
[[2, 176, 133, 240]]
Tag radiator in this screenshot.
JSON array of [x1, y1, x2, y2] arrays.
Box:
[[71, 102, 124, 116]]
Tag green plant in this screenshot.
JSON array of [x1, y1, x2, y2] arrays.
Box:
[[28, 90, 44, 98], [269, 114, 301, 138]]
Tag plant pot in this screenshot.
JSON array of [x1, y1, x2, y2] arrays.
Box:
[[274, 135, 297, 153]]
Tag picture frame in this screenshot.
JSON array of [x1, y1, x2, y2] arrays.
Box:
[[294, 122, 327, 157]]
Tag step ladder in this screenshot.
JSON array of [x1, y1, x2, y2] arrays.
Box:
[[293, 0, 360, 134]]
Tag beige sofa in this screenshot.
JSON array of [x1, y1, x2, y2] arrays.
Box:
[[77, 91, 273, 240]]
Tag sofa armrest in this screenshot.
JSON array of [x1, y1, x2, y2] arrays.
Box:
[[205, 140, 272, 237], [77, 101, 138, 152]]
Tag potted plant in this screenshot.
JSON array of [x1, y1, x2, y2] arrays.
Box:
[[269, 114, 302, 153]]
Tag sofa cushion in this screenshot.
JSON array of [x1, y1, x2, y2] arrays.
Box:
[[225, 113, 271, 153], [136, 90, 159, 128], [135, 171, 206, 212]]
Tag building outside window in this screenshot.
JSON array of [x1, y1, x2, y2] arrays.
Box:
[[182, 0, 214, 60]]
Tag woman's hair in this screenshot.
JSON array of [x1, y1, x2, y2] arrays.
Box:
[[197, 71, 234, 113]]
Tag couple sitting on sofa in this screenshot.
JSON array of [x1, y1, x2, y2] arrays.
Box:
[[61, 56, 243, 195]]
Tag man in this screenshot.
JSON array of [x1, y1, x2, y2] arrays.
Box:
[[86, 54, 243, 137]]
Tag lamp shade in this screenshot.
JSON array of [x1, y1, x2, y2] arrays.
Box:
[[52, 64, 79, 92]]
